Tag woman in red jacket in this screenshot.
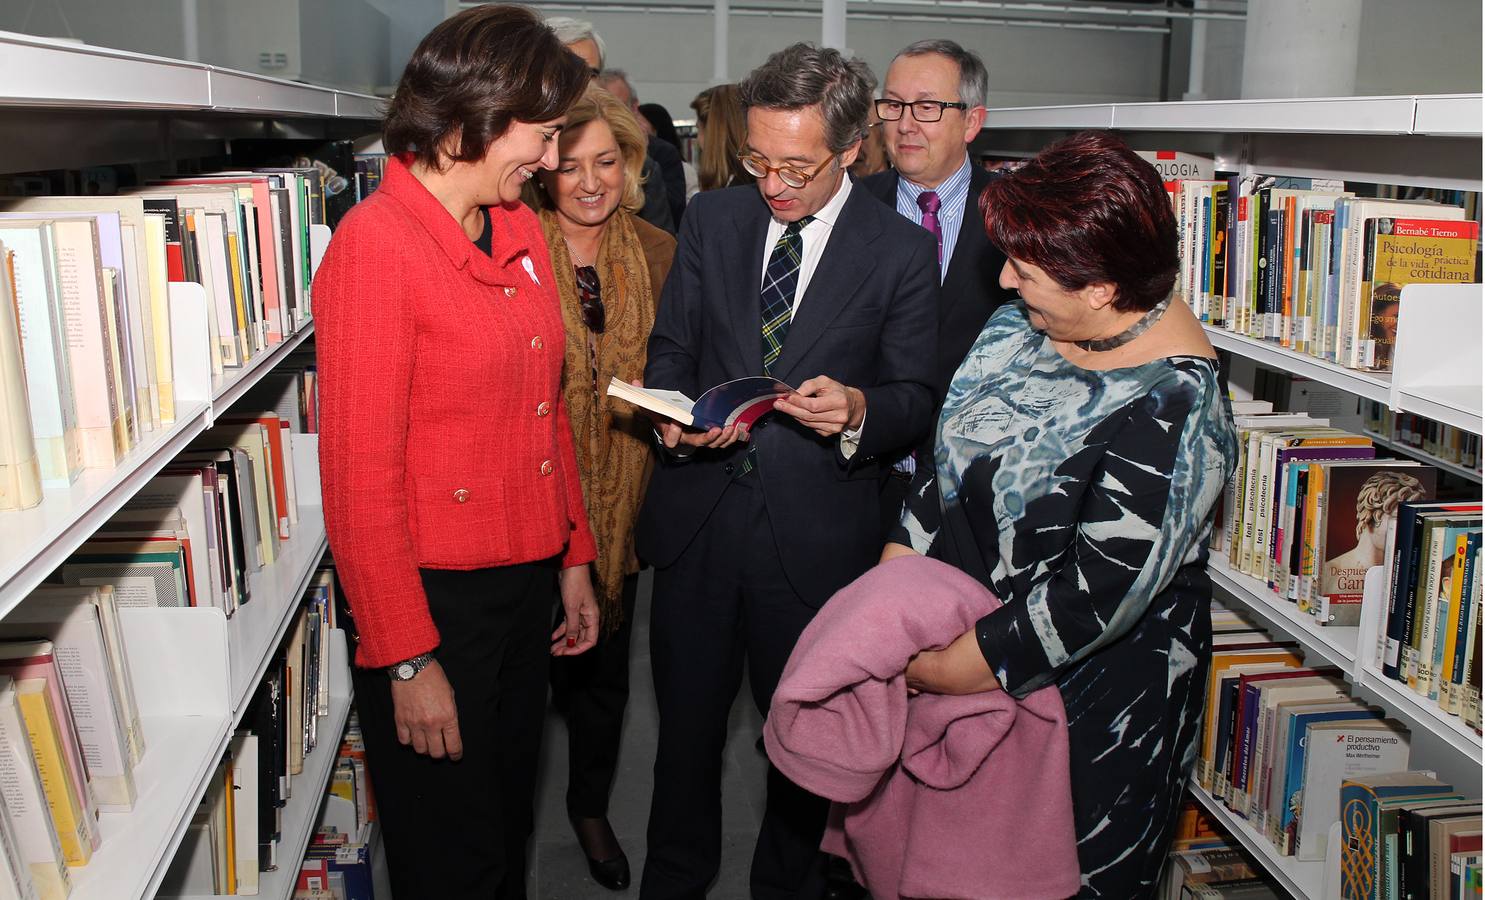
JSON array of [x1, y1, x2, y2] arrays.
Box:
[[313, 7, 598, 898]]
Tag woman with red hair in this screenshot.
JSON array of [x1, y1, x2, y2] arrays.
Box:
[[884, 130, 1238, 897]]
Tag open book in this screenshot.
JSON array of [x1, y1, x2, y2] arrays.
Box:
[[606, 376, 792, 430]]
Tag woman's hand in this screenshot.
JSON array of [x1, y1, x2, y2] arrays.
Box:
[[880, 541, 919, 563], [391, 660, 463, 760], [905, 628, 1002, 696], [553, 564, 601, 655]]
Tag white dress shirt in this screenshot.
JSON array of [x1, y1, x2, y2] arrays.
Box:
[[758, 173, 863, 453], [759, 172, 854, 313]]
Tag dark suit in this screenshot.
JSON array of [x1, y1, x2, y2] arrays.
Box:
[[859, 164, 1016, 534], [637, 182, 938, 900], [647, 135, 688, 228]]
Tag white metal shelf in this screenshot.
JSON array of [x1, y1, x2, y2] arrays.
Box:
[[211, 324, 316, 413], [1362, 430, 1482, 484], [1210, 556, 1484, 764], [982, 94, 1482, 137], [0, 401, 212, 614], [1187, 782, 1321, 900], [1208, 557, 1359, 671], [1205, 327, 1394, 406], [1413, 95, 1484, 137], [168, 633, 351, 900], [65, 505, 332, 900], [0, 30, 382, 119], [1394, 386, 1483, 437], [68, 715, 232, 900], [226, 508, 327, 728], [254, 686, 353, 900], [1351, 667, 1484, 762]]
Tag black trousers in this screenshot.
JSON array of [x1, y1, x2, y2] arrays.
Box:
[[550, 570, 640, 818], [350, 561, 556, 900], [639, 477, 829, 900]]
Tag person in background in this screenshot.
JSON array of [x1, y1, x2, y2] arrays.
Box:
[[637, 43, 938, 900], [521, 83, 676, 893], [598, 68, 687, 227], [887, 130, 1239, 899], [640, 101, 700, 201], [847, 108, 889, 179], [549, 16, 675, 234], [690, 83, 751, 191], [860, 39, 1016, 536], [314, 7, 599, 898]]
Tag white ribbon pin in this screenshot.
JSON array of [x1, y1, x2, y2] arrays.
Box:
[[521, 255, 541, 286]]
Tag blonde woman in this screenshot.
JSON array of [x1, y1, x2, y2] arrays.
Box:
[[524, 84, 675, 891]]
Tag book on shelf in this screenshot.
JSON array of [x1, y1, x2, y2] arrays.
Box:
[[1270, 698, 1371, 851], [0, 241, 42, 511], [0, 793, 40, 900], [0, 594, 138, 811], [0, 643, 98, 861], [0, 221, 81, 490], [1359, 217, 1480, 372], [22, 586, 142, 765], [1155, 165, 1480, 375], [1314, 462, 1435, 626], [12, 680, 91, 868], [1294, 717, 1409, 861], [1340, 771, 1459, 900], [0, 676, 69, 900], [605, 376, 792, 430]]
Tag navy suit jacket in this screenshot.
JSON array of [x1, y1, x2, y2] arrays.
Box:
[[860, 165, 1016, 398], [637, 182, 939, 607]]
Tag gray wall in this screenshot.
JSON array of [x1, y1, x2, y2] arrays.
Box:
[[1354, 0, 1482, 96], [528, 6, 1169, 118]]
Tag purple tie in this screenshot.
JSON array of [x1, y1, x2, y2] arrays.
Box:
[[917, 190, 942, 263]]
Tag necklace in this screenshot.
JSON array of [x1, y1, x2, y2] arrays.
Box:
[[1073, 295, 1172, 352], [564, 236, 597, 267]]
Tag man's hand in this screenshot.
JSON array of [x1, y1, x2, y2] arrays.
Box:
[[391, 660, 463, 760], [552, 564, 601, 656], [774, 376, 865, 438], [632, 380, 749, 451]]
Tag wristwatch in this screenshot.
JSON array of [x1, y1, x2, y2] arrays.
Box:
[[387, 652, 434, 682]]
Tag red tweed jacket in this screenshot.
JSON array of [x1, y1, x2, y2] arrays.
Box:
[[315, 156, 597, 668]]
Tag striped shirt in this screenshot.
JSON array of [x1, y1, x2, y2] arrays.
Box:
[[894, 155, 973, 284]]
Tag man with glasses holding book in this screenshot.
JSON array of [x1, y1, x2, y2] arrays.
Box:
[[635, 43, 939, 900], [859, 40, 1016, 533]]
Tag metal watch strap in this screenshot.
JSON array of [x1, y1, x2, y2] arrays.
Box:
[[387, 652, 434, 681]]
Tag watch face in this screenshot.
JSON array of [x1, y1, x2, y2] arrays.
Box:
[[396, 662, 415, 680]]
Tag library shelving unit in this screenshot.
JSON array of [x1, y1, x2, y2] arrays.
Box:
[[981, 94, 1484, 899], [0, 29, 380, 900]]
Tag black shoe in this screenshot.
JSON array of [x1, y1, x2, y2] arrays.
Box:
[[572, 815, 631, 891], [586, 852, 631, 891]]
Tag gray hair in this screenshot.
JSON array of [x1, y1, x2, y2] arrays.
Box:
[[596, 67, 636, 101], [546, 15, 605, 68], [893, 39, 988, 110], [737, 43, 876, 154]]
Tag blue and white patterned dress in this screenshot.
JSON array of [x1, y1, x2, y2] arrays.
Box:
[[891, 301, 1238, 898]]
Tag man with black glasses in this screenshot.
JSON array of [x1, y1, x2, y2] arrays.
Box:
[[860, 39, 1016, 533], [636, 43, 938, 900]]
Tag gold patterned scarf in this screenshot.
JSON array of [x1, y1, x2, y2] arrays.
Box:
[[540, 208, 657, 628]]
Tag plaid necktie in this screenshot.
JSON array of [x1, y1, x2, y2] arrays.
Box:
[[760, 216, 813, 374], [741, 216, 813, 477]]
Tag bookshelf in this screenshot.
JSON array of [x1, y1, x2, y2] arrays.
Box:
[[0, 35, 375, 900], [1208, 557, 1359, 671], [171, 637, 353, 900], [985, 93, 1483, 899], [1362, 430, 1483, 485], [1187, 783, 1325, 900]]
